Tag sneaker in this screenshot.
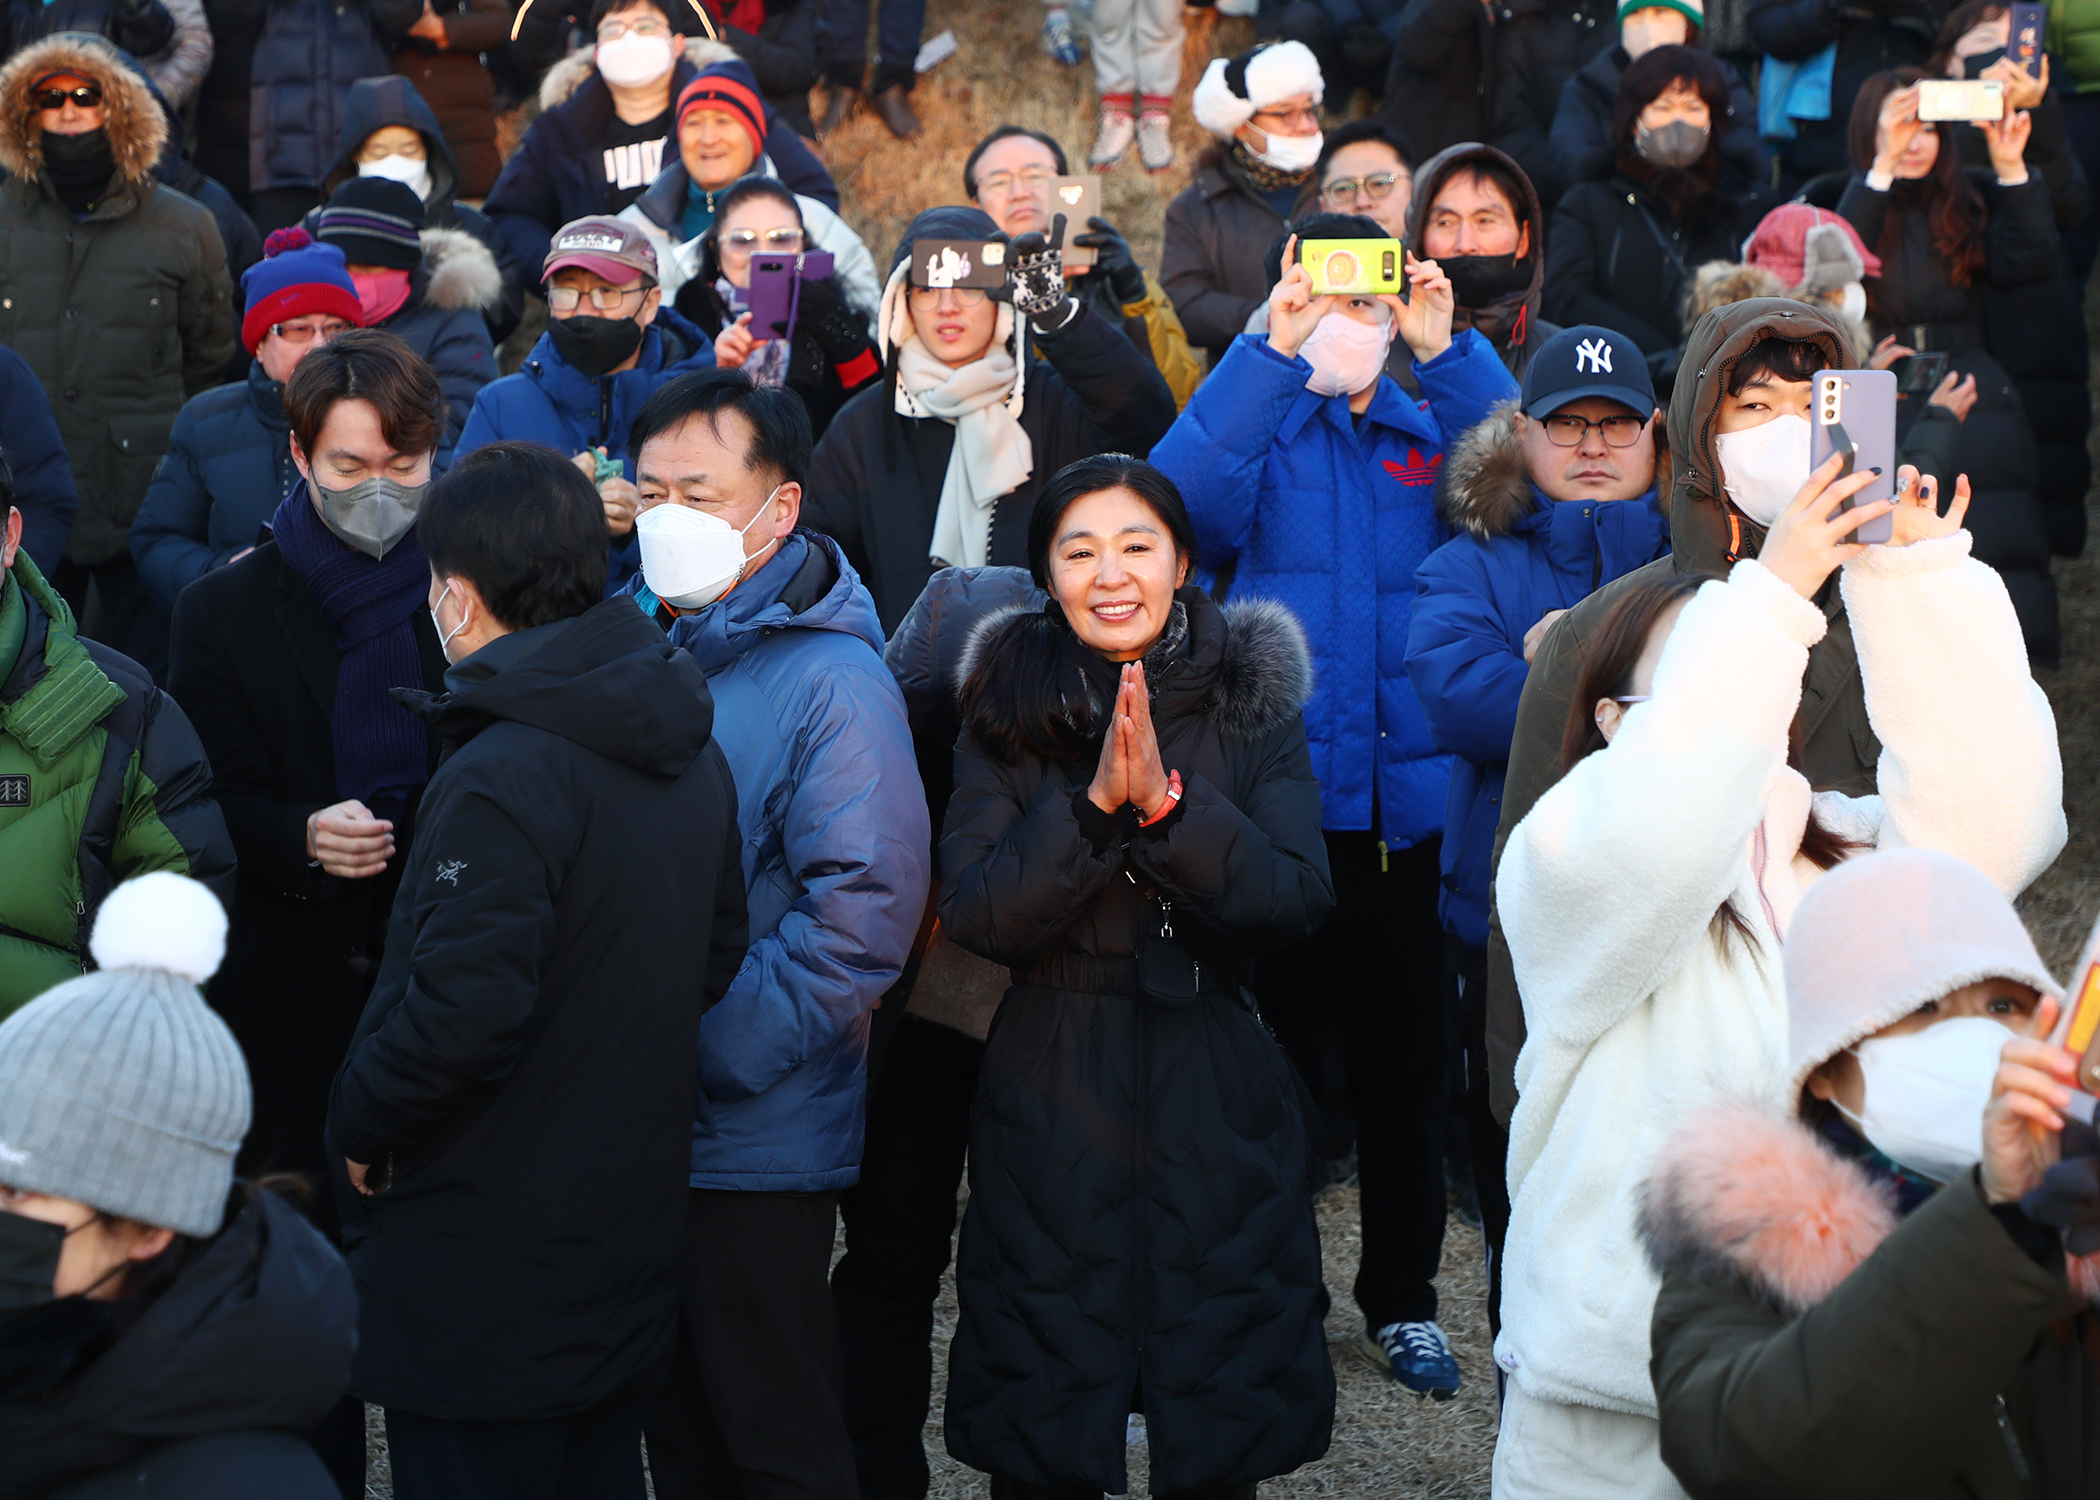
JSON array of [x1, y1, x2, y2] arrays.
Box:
[[1043, 6, 1082, 65], [1137, 112, 1173, 172], [1089, 109, 1135, 167], [1360, 1320, 1461, 1400]]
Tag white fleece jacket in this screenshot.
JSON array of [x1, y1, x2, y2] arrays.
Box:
[[1493, 534, 2064, 1418]]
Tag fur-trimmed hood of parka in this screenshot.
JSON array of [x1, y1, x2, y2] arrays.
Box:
[[0, 32, 165, 186], [537, 34, 737, 112], [1641, 1101, 2100, 1314], [415, 225, 503, 314], [1436, 397, 1532, 540]]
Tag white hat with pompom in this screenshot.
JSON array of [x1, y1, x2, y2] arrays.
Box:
[[1192, 41, 1324, 139], [0, 873, 251, 1238]]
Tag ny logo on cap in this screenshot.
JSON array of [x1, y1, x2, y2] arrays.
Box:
[[1576, 337, 1613, 375]]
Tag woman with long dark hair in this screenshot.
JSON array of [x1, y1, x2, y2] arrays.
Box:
[[1543, 45, 1775, 375], [1834, 66, 2063, 661], [938, 454, 1335, 1499]]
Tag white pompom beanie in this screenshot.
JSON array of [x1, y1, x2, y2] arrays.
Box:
[[1192, 41, 1324, 140], [0, 873, 251, 1237]]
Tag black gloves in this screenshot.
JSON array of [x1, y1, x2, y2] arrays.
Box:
[[2021, 1117, 2100, 1256], [776, 272, 868, 366], [1071, 215, 1146, 306], [1007, 214, 1076, 327]]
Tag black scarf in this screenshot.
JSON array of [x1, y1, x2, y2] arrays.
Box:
[[40, 128, 115, 217]]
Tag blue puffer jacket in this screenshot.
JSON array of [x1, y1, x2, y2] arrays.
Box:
[[129, 361, 295, 612], [1404, 399, 1668, 948], [1151, 329, 1519, 849], [637, 530, 929, 1191], [459, 307, 715, 594], [247, 0, 390, 195]]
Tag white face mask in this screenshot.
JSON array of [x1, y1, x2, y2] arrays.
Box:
[[361, 152, 432, 201], [1298, 310, 1392, 397], [1838, 1015, 2012, 1183], [431, 579, 470, 663], [1251, 125, 1323, 173], [1839, 281, 1867, 324], [636, 491, 779, 610], [596, 31, 675, 88], [1714, 412, 1811, 528]]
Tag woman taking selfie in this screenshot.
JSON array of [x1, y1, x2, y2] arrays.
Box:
[[1644, 847, 2098, 1495], [938, 455, 1335, 1499], [1834, 67, 2061, 663], [1491, 337, 2063, 1495]]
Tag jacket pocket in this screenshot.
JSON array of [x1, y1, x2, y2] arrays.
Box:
[[106, 414, 175, 526]]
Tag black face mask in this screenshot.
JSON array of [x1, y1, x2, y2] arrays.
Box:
[[1962, 47, 2007, 78], [546, 313, 645, 377], [0, 1209, 65, 1314], [1441, 253, 1532, 309], [40, 127, 115, 214]]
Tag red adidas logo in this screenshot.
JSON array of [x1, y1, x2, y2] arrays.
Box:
[[1383, 449, 1443, 487]]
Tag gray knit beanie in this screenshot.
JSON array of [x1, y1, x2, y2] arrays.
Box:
[[0, 873, 250, 1238]]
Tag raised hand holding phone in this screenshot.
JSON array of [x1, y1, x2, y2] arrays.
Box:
[[1981, 995, 2078, 1204], [1265, 235, 1339, 358], [1396, 249, 1454, 364]]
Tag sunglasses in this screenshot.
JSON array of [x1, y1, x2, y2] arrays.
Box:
[[34, 84, 102, 111]]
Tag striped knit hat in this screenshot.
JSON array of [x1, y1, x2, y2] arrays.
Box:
[[314, 176, 426, 271], [676, 59, 767, 159]]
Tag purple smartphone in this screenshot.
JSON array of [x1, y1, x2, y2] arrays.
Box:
[[745, 249, 836, 341], [1809, 369, 1896, 544]]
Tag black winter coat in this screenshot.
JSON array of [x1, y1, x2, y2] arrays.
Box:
[[939, 589, 1336, 1494], [0, 1190, 355, 1500], [704, 0, 820, 137], [1382, 0, 1495, 163], [168, 540, 447, 1196], [802, 300, 1179, 633], [5, 0, 172, 61], [1833, 169, 2061, 663], [1160, 147, 1315, 364], [1547, 43, 1766, 192], [1482, 0, 1617, 208], [1748, 0, 1944, 188], [242, 0, 390, 197], [329, 600, 748, 1421]]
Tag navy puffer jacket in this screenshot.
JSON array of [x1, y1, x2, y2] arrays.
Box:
[[246, 0, 389, 195]]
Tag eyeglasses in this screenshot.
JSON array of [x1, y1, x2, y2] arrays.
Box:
[[270, 319, 354, 345], [720, 228, 805, 257], [1251, 106, 1321, 131], [596, 16, 668, 39], [1323, 172, 1405, 203], [1540, 413, 1646, 447], [547, 281, 651, 311], [34, 85, 102, 111], [907, 284, 990, 307], [975, 166, 1054, 198]]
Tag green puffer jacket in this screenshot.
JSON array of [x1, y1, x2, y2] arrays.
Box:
[[0, 33, 236, 567], [1643, 1102, 2100, 1499], [0, 550, 235, 1014], [2049, 0, 2100, 90]]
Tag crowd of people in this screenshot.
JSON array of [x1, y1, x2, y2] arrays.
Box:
[[0, 3, 2097, 1499]]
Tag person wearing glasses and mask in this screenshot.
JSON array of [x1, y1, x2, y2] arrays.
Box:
[[1403, 325, 1669, 1340], [965, 123, 1202, 407], [459, 216, 715, 591], [132, 229, 363, 613]]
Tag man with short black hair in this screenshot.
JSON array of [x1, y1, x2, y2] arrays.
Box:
[[625, 367, 928, 1500], [1315, 119, 1414, 237], [328, 438, 749, 1500]]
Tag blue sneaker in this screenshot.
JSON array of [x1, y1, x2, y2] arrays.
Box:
[[1042, 6, 1082, 65], [1361, 1320, 1460, 1400]]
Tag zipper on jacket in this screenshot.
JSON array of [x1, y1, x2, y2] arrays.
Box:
[[1377, 839, 1389, 873], [0, 919, 83, 964], [1993, 1395, 2030, 1482], [1586, 507, 1602, 590], [1132, 931, 1151, 1419]]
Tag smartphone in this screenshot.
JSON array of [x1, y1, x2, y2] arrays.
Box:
[[2055, 906, 2100, 1103], [1049, 175, 1101, 270], [745, 249, 836, 339], [1809, 369, 1896, 544], [910, 239, 1006, 291], [1300, 238, 1404, 296], [1917, 77, 2005, 121], [1889, 350, 1947, 396], [2010, 0, 2045, 68]]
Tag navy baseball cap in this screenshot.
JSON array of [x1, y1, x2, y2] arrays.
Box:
[[1520, 325, 1656, 419]]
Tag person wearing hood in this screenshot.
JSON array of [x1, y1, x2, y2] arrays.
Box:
[[327, 441, 748, 1498], [483, 1, 837, 276], [166, 331, 449, 1244], [1151, 219, 1519, 1401], [666, 177, 883, 440], [1484, 303, 2062, 1494], [312, 175, 498, 459], [617, 369, 927, 1500], [1409, 142, 1563, 377], [1162, 40, 1324, 364], [459, 216, 715, 595], [0, 873, 358, 1500], [1544, 45, 1775, 389], [0, 32, 236, 684], [1403, 324, 1669, 1338], [1642, 847, 2099, 1498], [616, 56, 881, 316], [369, 0, 506, 199], [131, 228, 360, 613], [310, 73, 528, 344], [802, 205, 1179, 634]]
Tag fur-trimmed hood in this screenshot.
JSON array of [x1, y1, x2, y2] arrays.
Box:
[[1683, 260, 1872, 362], [1436, 397, 1532, 540], [0, 33, 166, 186], [1641, 1102, 2100, 1315], [416, 226, 503, 314], [538, 34, 737, 112]]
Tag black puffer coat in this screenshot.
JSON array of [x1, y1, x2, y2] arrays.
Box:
[[1483, 0, 1618, 207], [1382, 0, 1494, 161], [939, 589, 1336, 1494], [1832, 169, 2061, 663], [4, 0, 172, 60]]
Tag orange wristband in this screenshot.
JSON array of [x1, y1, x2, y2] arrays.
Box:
[[1139, 770, 1184, 828]]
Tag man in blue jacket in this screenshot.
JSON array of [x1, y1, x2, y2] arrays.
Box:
[[0, 341, 77, 577], [1151, 210, 1517, 1401], [1403, 321, 1667, 1339], [458, 216, 713, 595], [622, 367, 929, 1500]]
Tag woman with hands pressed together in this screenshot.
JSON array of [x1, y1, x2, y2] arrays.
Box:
[[1491, 333, 2064, 1496], [938, 455, 1335, 1499]]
